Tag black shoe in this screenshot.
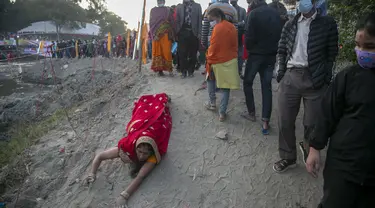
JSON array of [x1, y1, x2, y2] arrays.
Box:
[[273, 159, 297, 173], [158, 71, 165, 77], [299, 142, 308, 165]]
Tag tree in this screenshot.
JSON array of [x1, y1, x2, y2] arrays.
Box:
[[98, 11, 128, 36], [0, 0, 106, 39], [329, 0, 375, 61], [29, 0, 88, 40], [0, 0, 33, 33]]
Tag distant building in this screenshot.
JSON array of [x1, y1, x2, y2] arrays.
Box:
[[17, 21, 100, 39]]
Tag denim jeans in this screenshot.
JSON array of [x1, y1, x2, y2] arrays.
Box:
[[207, 76, 230, 115], [238, 45, 244, 75], [243, 55, 275, 121]]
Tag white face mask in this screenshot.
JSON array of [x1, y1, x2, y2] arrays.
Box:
[[210, 20, 217, 27], [157, 3, 165, 7]]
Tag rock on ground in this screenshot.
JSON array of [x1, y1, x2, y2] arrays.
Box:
[[1, 59, 333, 208]]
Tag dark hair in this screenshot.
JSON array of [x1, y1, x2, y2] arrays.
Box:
[[357, 12, 375, 37], [207, 8, 226, 20], [137, 143, 154, 154]]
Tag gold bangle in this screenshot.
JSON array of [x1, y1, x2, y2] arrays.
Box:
[[120, 191, 130, 200]]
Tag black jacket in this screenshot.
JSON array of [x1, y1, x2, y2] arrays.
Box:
[[311, 64, 375, 186], [268, 1, 288, 26], [245, 2, 282, 56], [276, 11, 338, 89]]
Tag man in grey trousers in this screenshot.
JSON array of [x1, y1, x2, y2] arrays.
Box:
[[273, 0, 338, 173]]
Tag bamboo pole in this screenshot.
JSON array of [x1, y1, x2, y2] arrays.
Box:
[[132, 22, 139, 60], [137, 0, 147, 72]]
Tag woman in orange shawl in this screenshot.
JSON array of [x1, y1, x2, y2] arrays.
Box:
[[150, 0, 175, 76], [85, 93, 172, 207], [205, 8, 238, 122]]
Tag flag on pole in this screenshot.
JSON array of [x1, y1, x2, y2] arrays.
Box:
[[142, 23, 148, 64], [38, 41, 44, 54], [133, 21, 140, 59], [75, 40, 78, 57], [107, 32, 112, 53]]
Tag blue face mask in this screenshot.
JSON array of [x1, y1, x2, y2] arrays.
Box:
[[298, 0, 313, 14]]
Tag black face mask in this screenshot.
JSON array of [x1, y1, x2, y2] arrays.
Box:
[[230, 1, 237, 6]]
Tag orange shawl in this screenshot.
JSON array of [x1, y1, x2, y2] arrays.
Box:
[[206, 20, 238, 74]]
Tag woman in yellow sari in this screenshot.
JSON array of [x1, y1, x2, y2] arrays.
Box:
[[150, 0, 175, 76]]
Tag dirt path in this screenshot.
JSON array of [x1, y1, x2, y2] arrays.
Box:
[[7, 63, 324, 208]]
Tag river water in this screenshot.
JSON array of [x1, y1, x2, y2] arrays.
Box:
[[0, 62, 42, 97]]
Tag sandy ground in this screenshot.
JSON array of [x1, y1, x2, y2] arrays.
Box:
[[3, 61, 326, 208]]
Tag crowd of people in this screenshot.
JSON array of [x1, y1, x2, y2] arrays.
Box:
[[46, 35, 128, 59], [84, 0, 375, 207]]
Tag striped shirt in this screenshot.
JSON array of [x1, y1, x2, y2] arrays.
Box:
[[201, 2, 238, 48]]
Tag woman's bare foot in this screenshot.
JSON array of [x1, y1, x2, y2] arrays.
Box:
[[219, 113, 226, 122]]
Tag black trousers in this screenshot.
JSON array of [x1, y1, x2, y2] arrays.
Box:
[[178, 28, 198, 76], [319, 168, 375, 208]]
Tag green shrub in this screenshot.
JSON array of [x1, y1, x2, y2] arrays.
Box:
[[329, 0, 375, 61]]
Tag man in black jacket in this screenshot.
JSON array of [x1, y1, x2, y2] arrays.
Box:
[[242, 0, 282, 135], [273, 0, 338, 173]]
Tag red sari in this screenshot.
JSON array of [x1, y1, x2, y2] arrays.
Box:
[[118, 93, 172, 164]]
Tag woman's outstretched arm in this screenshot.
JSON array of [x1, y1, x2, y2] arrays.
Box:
[[120, 162, 156, 199], [91, 147, 119, 176]]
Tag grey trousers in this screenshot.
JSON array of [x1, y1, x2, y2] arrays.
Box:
[[278, 68, 327, 160]]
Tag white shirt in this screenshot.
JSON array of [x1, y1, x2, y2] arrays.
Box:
[[287, 11, 317, 68]]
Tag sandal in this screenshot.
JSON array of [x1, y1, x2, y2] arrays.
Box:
[[273, 159, 296, 173], [261, 127, 270, 135], [204, 102, 216, 111], [261, 122, 270, 135]]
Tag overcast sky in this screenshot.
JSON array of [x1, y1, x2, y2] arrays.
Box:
[[105, 0, 272, 30]]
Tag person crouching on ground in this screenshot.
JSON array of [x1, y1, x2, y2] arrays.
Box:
[[205, 8, 240, 122], [306, 12, 375, 208], [85, 93, 172, 207]]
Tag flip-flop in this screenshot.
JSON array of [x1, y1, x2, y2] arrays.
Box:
[[261, 127, 270, 135], [261, 123, 270, 135]]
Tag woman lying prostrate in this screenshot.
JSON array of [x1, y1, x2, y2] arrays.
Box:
[[85, 93, 172, 207]]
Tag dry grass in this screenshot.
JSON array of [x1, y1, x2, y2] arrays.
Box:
[[0, 108, 67, 196]]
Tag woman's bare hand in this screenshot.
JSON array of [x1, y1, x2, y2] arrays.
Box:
[[115, 195, 128, 208]]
